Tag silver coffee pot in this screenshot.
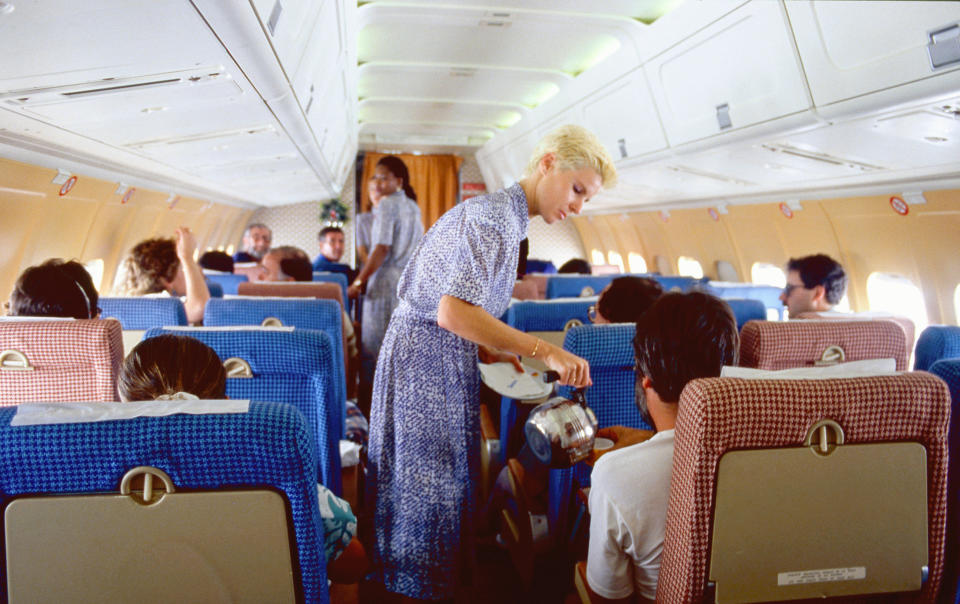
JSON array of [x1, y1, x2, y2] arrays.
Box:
[[524, 376, 598, 468]]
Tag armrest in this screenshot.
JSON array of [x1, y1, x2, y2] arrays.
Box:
[[480, 403, 498, 440]]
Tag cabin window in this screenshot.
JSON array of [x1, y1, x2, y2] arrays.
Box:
[[226, 244, 235, 255], [590, 249, 606, 266], [715, 260, 738, 282], [677, 256, 703, 279], [866, 272, 929, 336], [955, 284, 960, 325], [607, 251, 625, 273], [751, 262, 786, 288], [83, 259, 104, 293], [627, 252, 647, 274]]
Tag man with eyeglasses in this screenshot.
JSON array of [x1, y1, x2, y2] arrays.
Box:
[[779, 254, 847, 318]]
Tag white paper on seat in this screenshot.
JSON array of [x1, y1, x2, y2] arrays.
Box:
[[160, 325, 295, 332], [340, 440, 361, 467], [11, 400, 250, 426], [721, 358, 898, 380]]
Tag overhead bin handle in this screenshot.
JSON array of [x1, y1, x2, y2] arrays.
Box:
[[928, 24, 960, 70], [716, 103, 732, 131]]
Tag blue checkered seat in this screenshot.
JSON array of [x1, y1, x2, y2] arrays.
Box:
[[99, 297, 187, 330], [0, 400, 328, 602], [546, 275, 616, 299], [549, 324, 652, 538], [915, 325, 960, 371], [928, 359, 960, 604], [144, 326, 343, 495], [705, 282, 785, 320], [203, 298, 346, 410], [496, 300, 593, 460], [724, 298, 767, 330], [204, 272, 248, 295], [206, 280, 224, 298]]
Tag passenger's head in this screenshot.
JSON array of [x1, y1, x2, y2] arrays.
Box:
[[368, 177, 383, 208], [523, 125, 616, 224], [7, 259, 99, 319], [634, 292, 739, 405], [241, 223, 272, 259], [318, 226, 345, 262], [119, 334, 226, 402], [558, 258, 591, 274], [260, 246, 311, 282], [374, 156, 417, 201], [592, 276, 663, 324], [115, 237, 180, 296], [199, 250, 234, 273], [781, 254, 847, 317]]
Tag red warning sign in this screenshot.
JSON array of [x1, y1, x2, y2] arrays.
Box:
[[779, 202, 793, 219], [708, 208, 719, 222], [890, 196, 909, 216], [121, 187, 136, 204], [58, 176, 78, 197]]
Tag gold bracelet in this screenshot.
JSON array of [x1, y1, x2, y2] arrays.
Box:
[[352, 280, 362, 288], [530, 338, 541, 358]]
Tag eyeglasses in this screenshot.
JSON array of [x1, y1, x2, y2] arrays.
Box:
[[782, 283, 803, 297], [588, 305, 598, 323]]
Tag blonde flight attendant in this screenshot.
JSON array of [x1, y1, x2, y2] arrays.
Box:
[[367, 125, 617, 600]]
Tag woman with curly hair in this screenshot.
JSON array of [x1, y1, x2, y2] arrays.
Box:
[[114, 226, 209, 324]]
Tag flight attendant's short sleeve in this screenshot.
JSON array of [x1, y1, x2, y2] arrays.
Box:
[[445, 210, 508, 309]]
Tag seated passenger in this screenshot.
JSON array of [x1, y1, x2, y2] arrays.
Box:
[[313, 226, 356, 281], [233, 223, 272, 264], [113, 227, 209, 325], [590, 276, 663, 324], [583, 292, 738, 602], [5, 259, 99, 319], [118, 334, 368, 583], [482, 277, 664, 538], [559, 258, 592, 275], [198, 250, 234, 274], [258, 246, 313, 282], [779, 254, 847, 318]]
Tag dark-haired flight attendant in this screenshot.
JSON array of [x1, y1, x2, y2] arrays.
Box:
[[367, 125, 617, 600]]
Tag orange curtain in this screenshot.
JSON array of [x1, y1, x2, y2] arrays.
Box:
[[360, 153, 464, 230]]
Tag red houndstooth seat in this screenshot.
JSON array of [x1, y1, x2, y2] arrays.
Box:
[[237, 281, 344, 310], [657, 373, 949, 603], [795, 311, 916, 362], [0, 319, 123, 404], [740, 319, 908, 371]]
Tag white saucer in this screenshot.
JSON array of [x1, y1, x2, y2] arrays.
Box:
[[478, 362, 553, 400]]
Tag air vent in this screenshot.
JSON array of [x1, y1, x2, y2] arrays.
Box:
[[128, 125, 276, 148], [665, 165, 753, 186], [934, 102, 960, 118], [0, 70, 224, 105], [479, 20, 511, 28], [449, 68, 477, 78], [761, 144, 884, 172]]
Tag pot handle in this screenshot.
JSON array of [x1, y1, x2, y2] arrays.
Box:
[[543, 371, 589, 407]]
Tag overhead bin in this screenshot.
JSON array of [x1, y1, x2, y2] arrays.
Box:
[[581, 69, 668, 161], [644, 1, 813, 146], [786, 1, 960, 117]]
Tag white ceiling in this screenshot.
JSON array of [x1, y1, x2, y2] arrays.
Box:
[[356, 0, 681, 154]]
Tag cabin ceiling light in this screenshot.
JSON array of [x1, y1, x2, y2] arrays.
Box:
[[0, 2, 13, 15]]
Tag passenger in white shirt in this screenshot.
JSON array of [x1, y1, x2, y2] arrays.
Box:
[[585, 292, 739, 602]]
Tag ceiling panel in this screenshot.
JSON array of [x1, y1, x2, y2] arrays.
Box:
[[362, 0, 682, 22], [359, 99, 523, 130], [359, 7, 624, 74], [358, 64, 569, 108]]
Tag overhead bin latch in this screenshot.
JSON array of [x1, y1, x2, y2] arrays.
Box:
[[928, 24, 960, 70], [716, 103, 732, 131]]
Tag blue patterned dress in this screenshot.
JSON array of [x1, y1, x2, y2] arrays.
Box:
[[368, 183, 529, 599]]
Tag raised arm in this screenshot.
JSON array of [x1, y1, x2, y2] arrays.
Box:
[[436, 294, 591, 387], [175, 226, 209, 324]]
